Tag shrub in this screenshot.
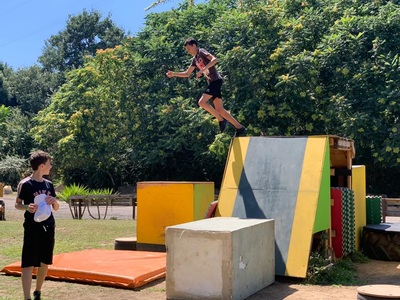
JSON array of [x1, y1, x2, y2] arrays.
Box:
[[57, 184, 89, 201], [57, 184, 114, 202], [0, 156, 27, 187]]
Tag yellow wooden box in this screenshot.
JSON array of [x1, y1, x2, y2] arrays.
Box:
[[136, 181, 214, 251]]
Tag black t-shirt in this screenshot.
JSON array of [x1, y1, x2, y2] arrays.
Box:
[[191, 48, 222, 82], [18, 176, 56, 226]]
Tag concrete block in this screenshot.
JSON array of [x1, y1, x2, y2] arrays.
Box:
[[166, 217, 275, 300]]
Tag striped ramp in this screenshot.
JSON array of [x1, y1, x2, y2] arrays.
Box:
[[215, 136, 331, 278]]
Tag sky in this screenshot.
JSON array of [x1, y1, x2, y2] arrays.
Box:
[[0, 0, 204, 70]]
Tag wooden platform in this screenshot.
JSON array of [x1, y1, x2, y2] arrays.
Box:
[[382, 198, 400, 222], [362, 224, 400, 261], [357, 285, 400, 299], [114, 237, 137, 250], [327, 135, 355, 189]]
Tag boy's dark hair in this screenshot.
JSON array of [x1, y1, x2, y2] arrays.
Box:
[[29, 150, 51, 171], [184, 38, 198, 47]]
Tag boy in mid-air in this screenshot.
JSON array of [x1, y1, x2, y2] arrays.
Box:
[[166, 38, 246, 137]]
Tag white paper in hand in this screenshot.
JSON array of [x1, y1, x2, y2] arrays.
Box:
[[34, 194, 51, 222]]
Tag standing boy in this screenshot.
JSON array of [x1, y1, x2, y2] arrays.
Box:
[[15, 150, 59, 300], [166, 38, 246, 137]]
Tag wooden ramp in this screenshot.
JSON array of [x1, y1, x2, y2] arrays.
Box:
[[215, 136, 331, 278]]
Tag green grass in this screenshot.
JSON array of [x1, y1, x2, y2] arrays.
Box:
[[1, 219, 136, 265], [0, 216, 137, 300]]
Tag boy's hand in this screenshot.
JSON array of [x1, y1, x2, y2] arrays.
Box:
[[166, 70, 174, 78], [196, 69, 204, 78], [45, 196, 57, 205], [27, 203, 38, 213]]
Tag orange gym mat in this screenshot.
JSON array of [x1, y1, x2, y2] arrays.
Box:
[[1, 249, 166, 289]]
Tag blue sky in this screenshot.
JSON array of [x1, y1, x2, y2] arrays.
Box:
[[0, 0, 204, 69]]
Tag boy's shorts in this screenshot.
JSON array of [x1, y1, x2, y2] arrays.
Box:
[[21, 223, 55, 268], [204, 79, 223, 99]]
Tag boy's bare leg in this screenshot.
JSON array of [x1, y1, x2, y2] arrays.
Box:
[[35, 263, 48, 292], [213, 97, 243, 129], [198, 94, 224, 121], [22, 267, 33, 299]]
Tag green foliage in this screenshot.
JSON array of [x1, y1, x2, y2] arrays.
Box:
[[307, 252, 367, 285], [57, 183, 89, 201], [0, 104, 11, 147], [0, 63, 17, 107], [33, 6, 229, 188], [0, 104, 10, 117], [13, 66, 59, 114], [57, 184, 114, 202], [39, 10, 126, 74], [28, 0, 400, 195], [0, 107, 34, 157], [208, 133, 231, 164], [0, 156, 27, 187], [90, 188, 114, 195]]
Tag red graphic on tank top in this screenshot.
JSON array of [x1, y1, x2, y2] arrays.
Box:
[[196, 58, 206, 69], [196, 58, 210, 80]]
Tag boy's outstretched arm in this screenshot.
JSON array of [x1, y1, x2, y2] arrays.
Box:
[[166, 66, 196, 78]]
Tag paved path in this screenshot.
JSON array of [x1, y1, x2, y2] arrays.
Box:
[[1, 192, 135, 220]]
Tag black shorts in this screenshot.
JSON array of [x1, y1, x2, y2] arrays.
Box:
[[204, 79, 223, 99], [21, 223, 55, 268]]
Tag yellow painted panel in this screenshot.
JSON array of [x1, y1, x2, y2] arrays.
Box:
[[137, 182, 195, 245], [215, 188, 242, 217], [215, 137, 250, 217], [286, 137, 326, 277], [352, 165, 367, 250]]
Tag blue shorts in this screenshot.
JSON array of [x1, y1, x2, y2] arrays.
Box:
[[204, 79, 223, 99]]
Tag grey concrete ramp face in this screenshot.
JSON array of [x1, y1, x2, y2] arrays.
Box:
[[231, 137, 307, 275]]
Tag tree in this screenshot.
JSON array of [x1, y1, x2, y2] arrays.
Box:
[[0, 63, 17, 107], [38, 10, 126, 74], [0, 104, 11, 156], [33, 1, 231, 188], [11, 66, 59, 114], [145, 0, 195, 11], [0, 156, 27, 188], [32, 0, 400, 195], [0, 107, 34, 157]]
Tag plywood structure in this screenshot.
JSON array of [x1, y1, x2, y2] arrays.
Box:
[[352, 165, 367, 250], [136, 181, 214, 251], [215, 136, 331, 278]]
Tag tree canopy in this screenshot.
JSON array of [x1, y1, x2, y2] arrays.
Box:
[[39, 10, 126, 74], [3, 0, 400, 195]]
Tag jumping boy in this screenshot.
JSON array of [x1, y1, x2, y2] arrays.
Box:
[[166, 38, 246, 137], [15, 150, 59, 300]]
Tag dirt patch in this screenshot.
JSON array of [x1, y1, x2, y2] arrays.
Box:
[[1, 259, 398, 300], [248, 259, 400, 300]]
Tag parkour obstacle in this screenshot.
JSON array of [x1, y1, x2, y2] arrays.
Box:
[[164, 135, 368, 299], [214, 135, 365, 278], [2, 135, 371, 296]]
